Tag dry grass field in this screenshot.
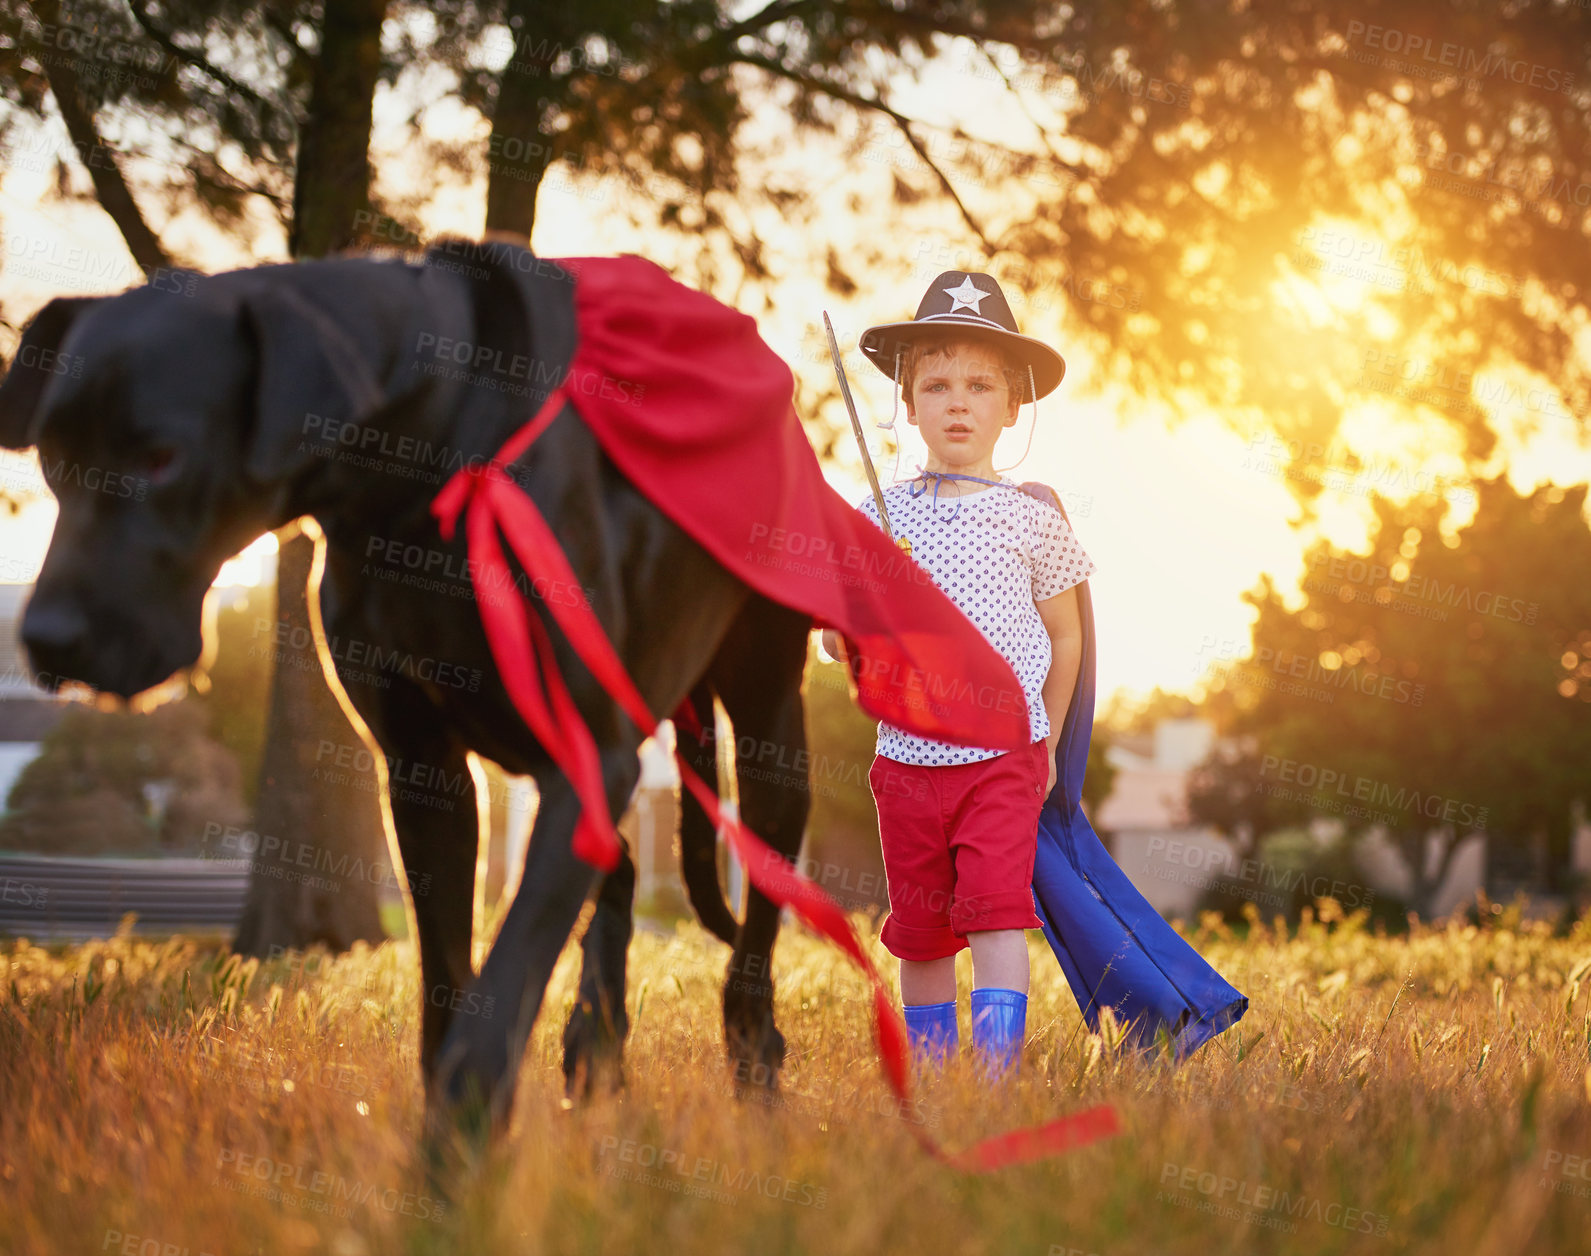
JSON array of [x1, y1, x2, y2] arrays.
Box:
[[4, 900, 1591, 1256]]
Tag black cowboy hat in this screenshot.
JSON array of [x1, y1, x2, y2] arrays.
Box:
[[858, 271, 1066, 403]]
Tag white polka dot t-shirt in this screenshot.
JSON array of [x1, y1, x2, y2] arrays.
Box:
[[855, 476, 1095, 766]]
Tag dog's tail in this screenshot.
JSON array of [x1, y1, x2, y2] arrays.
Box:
[[674, 683, 740, 946]]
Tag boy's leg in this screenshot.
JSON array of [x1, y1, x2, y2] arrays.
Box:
[[967, 929, 1029, 994], [969, 929, 1030, 1075], [900, 956, 957, 1004], [900, 956, 958, 1062]]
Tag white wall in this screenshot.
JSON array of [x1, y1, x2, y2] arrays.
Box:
[[1110, 828, 1238, 917], [0, 742, 41, 813]]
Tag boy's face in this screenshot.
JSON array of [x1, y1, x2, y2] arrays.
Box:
[[905, 341, 1020, 469]]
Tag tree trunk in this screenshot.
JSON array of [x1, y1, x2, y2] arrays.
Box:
[[1544, 819, 1571, 896], [288, 0, 386, 259], [232, 531, 389, 954], [483, 0, 570, 237], [235, 0, 390, 955]]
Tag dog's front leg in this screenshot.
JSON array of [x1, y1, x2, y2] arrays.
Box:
[[387, 763, 481, 1090], [433, 745, 641, 1139], [344, 678, 481, 1092]]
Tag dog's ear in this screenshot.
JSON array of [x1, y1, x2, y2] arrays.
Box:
[[0, 296, 103, 450], [241, 283, 386, 484]]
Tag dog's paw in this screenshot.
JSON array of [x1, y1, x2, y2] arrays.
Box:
[[724, 982, 786, 1096], [561, 995, 628, 1102]]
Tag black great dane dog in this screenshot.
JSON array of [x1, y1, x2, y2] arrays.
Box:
[[0, 242, 808, 1137]]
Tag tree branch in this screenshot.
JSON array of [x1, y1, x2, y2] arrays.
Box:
[[731, 52, 995, 251], [974, 41, 1085, 191], [714, 0, 826, 45], [164, 132, 292, 213], [129, 2, 280, 118], [261, 9, 312, 72], [23, 0, 172, 273]]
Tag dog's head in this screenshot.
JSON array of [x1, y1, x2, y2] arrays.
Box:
[[0, 276, 388, 699]]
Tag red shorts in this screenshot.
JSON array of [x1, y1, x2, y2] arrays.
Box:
[[868, 739, 1049, 961]]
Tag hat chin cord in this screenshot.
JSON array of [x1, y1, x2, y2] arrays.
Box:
[[994, 364, 1039, 476], [875, 347, 906, 485]]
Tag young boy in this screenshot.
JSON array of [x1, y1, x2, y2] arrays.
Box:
[[822, 271, 1093, 1073]]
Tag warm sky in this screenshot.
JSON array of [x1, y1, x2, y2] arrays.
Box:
[[1, 22, 1588, 707]]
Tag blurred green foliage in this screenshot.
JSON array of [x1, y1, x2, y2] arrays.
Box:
[[1190, 479, 1591, 905]]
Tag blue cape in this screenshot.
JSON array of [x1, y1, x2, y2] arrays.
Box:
[[1022, 482, 1248, 1060]]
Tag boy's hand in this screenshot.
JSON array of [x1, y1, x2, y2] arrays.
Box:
[[1043, 732, 1060, 799]]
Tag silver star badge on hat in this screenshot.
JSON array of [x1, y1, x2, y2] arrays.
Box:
[[942, 275, 988, 313]]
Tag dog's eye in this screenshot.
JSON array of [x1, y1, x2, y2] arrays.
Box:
[[145, 446, 178, 480]]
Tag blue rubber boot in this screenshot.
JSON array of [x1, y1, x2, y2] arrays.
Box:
[[902, 1000, 959, 1065], [970, 988, 1027, 1076]]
